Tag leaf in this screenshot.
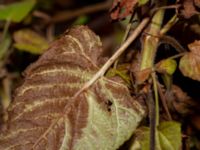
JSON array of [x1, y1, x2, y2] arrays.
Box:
[[0, 0, 36, 22], [106, 64, 131, 85], [110, 0, 138, 20], [181, 0, 199, 19], [73, 15, 90, 25], [179, 40, 200, 81], [194, 0, 200, 8], [135, 68, 151, 84], [166, 85, 198, 116], [158, 121, 182, 150], [156, 59, 177, 75], [0, 26, 145, 149], [135, 121, 181, 150], [13, 29, 49, 54], [138, 0, 149, 6]]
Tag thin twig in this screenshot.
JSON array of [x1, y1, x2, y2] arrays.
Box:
[[160, 14, 179, 35], [157, 81, 172, 120], [148, 88, 156, 150], [151, 72, 159, 127], [143, 32, 186, 53], [32, 10, 51, 22], [73, 18, 150, 99], [166, 52, 187, 60], [46, 24, 55, 42], [1, 20, 10, 42], [114, 13, 136, 69], [152, 4, 181, 13], [51, 0, 112, 23]]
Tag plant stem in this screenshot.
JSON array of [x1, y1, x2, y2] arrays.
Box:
[[157, 81, 172, 120], [140, 10, 165, 70], [151, 72, 159, 126], [114, 13, 136, 69], [148, 88, 156, 150], [160, 14, 178, 35], [139, 7, 165, 149], [1, 20, 10, 42], [167, 52, 187, 60]]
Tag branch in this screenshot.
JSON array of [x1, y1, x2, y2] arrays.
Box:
[[51, 0, 112, 23], [73, 18, 150, 98]]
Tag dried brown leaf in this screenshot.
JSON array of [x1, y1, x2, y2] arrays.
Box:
[[0, 26, 144, 150], [110, 0, 138, 20], [166, 85, 198, 116], [194, 0, 200, 7], [181, 0, 199, 19], [179, 40, 200, 81], [134, 68, 151, 84], [130, 52, 151, 84]]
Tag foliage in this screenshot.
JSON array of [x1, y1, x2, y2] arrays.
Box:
[[0, 0, 200, 149], [136, 121, 181, 150], [0, 26, 144, 149], [13, 29, 49, 54], [0, 0, 36, 22], [156, 59, 177, 75]]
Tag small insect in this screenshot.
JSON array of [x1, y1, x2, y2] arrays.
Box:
[[105, 99, 113, 112]]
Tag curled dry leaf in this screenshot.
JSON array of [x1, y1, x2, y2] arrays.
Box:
[[0, 26, 144, 150], [179, 40, 200, 81], [166, 85, 198, 116]]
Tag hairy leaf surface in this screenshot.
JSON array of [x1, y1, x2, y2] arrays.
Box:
[[0, 26, 144, 150]]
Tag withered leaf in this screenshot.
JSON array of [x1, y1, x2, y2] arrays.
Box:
[[181, 0, 199, 19], [130, 52, 151, 84], [110, 0, 138, 20], [0, 26, 144, 150], [179, 40, 200, 81], [166, 85, 198, 116], [134, 68, 151, 84], [194, 0, 200, 8]]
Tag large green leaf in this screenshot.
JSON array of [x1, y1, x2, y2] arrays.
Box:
[[0, 0, 36, 22], [134, 121, 181, 150], [0, 26, 144, 149]]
